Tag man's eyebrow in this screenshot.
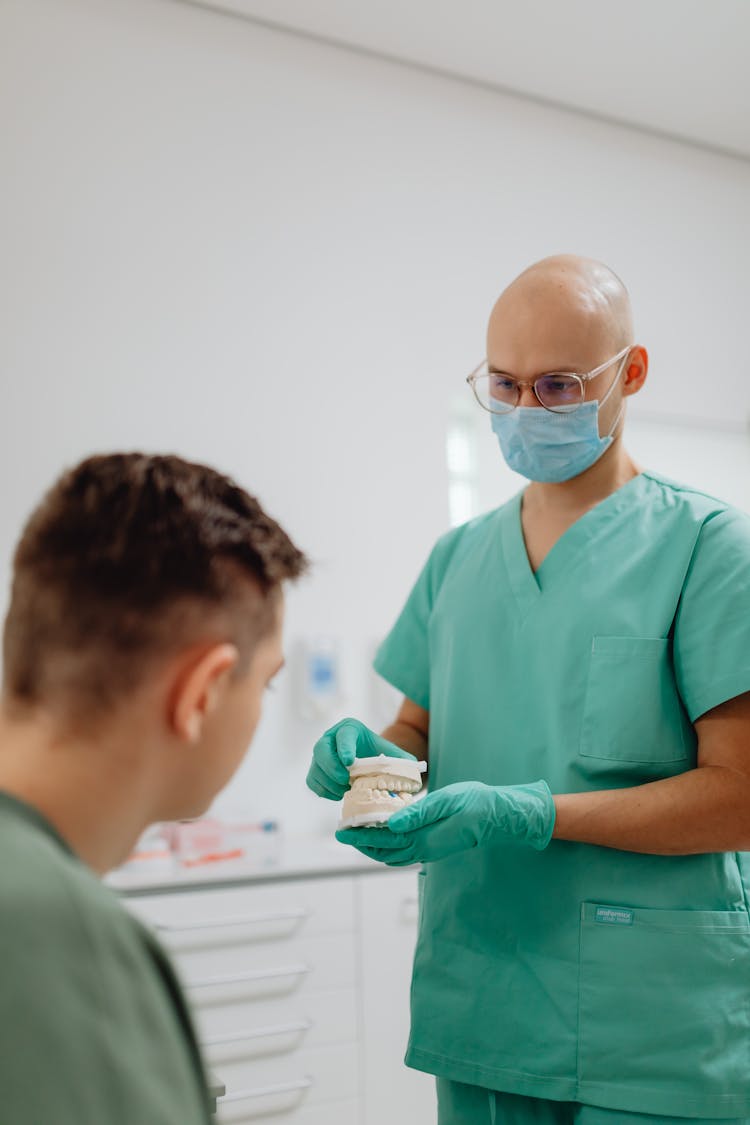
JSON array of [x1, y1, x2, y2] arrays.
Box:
[[487, 362, 581, 375]]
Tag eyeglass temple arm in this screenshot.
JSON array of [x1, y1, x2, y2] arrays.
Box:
[[579, 345, 632, 383], [467, 345, 631, 386], [466, 361, 486, 384]]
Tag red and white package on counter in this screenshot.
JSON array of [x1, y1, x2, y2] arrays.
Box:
[[163, 818, 243, 867]]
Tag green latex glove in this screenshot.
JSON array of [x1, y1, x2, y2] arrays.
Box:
[[306, 717, 417, 801], [335, 780, 556, 864]]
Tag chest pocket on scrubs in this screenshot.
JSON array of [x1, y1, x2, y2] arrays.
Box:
[[580, 636, 691, 765]]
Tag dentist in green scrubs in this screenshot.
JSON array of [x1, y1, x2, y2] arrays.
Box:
[[307, 254, 750, 1125]]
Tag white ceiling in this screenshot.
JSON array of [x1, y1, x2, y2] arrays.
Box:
[[188, 0, 750, 160]]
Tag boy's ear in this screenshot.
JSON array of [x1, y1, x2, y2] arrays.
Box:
[[170, 643, 239, 743]]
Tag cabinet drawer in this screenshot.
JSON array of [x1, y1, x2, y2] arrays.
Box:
[[170, 926, 353, 989], [181, 929, 355, 1009], [215, 1043, 357, 1121], [217, 1094, 357, 1125], [126, 877, 355, 948], [194, 971, 355, 1040], [200, 987, 355, 1061], [237, 1098, 357, 1125]]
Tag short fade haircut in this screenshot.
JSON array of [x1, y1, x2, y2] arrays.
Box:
[[2, 453, 308, 721]]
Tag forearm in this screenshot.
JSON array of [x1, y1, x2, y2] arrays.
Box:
[[380, 721, 429, 762], [553, 765, 750, 854]]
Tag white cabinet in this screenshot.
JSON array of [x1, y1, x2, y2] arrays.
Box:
[[358, 871, 435, 1125], [122, 866, 435, 1125]]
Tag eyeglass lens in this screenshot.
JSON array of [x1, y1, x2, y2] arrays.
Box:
[[475, 373, 584, 414]]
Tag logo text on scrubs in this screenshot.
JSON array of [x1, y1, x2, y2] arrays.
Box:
[[594, 906, 634, 926]]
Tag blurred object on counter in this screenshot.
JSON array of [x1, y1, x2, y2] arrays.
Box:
[[118, 819, 285, 873], [227, 818, 283, 868], [163, 817, 283, 869], [165, 818, 242, 867], [120, 823, 175, 875]]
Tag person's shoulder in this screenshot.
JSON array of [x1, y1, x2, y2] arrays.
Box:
[[0, 801, 140, 956], [641, 471, 750, 559], [0, 803, 209, 1124], [642, 470, 749, 524], [428, 496, 518, 565]]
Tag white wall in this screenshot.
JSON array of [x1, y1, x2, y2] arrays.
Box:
[[2, 0, 750, 835]]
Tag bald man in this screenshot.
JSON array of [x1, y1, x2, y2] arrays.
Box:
[[308, 256, 750, 1124]]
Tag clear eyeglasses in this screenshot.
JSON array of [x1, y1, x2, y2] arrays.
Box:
[[466, 345, 632, 415]]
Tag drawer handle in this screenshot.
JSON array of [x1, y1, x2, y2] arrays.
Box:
[[187, 964, 311, 989], [156, 909, 310, 933], [218, 1076, 313, 1104], [204, 1019, 313, 1047]]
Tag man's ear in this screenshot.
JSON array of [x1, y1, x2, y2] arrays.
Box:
[[623, 345, 648, 396], [170, 643, 240, 744]]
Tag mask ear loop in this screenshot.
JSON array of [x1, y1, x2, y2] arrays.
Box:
[[488, 1089, 497, 1125], [600, 350, 631, 439]]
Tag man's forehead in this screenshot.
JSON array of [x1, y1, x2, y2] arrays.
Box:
[[487, 263, 630, 366], [487, 304, 611, 365]]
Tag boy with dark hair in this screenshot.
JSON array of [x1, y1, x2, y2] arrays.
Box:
[[0, 452, 307, 1123]]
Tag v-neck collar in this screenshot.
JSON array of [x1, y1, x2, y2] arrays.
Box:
[[500, 472, 648, 614]]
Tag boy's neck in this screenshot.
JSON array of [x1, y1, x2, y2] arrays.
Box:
[[0, 706, 158, 875]]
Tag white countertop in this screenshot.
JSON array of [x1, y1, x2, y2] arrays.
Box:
[[106, 833, 393, 896]]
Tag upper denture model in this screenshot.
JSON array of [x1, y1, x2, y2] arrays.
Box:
[[339, 755, 428, 829]]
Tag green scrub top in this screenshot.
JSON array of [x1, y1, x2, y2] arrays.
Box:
[[374, 470, 750, 1120], [0, 792, 212, 1125]]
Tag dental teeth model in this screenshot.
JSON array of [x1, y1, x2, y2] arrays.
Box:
[[339, 755, 428, 829]]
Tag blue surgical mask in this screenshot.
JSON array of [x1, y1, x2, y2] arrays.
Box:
[[491, 367, 624, 483]]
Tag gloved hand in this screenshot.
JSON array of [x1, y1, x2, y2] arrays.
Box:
[[306, 717, 418, 802], [335, 780, 555, 864]]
